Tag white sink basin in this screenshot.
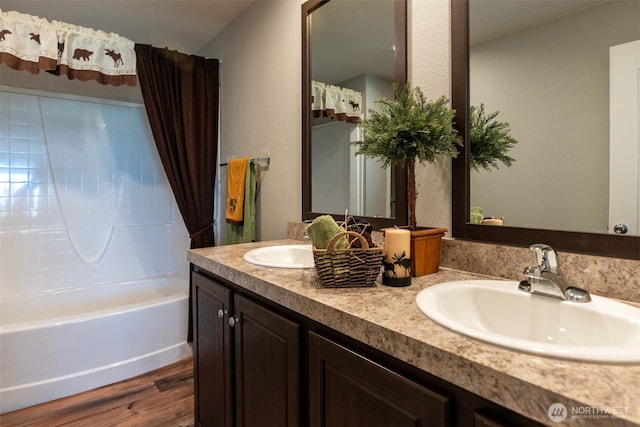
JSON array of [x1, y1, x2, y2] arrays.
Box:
[[243, 244, 314, 269], [416, 280, 640, 363]]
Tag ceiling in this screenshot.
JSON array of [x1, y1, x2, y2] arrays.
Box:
[[0, 0, 254, 55], [311, 0, 395, 85]]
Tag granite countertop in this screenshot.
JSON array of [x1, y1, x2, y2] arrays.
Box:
[[188, 240, 640, 427]]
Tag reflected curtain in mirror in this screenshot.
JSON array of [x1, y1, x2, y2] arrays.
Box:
[[312, 80, 362, 123], [302, 0, 408, 230]]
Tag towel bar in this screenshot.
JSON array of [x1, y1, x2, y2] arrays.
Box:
[[220, 156, 270, 167]]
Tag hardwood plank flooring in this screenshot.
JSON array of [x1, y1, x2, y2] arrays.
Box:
[[0, 357, 194, 427]]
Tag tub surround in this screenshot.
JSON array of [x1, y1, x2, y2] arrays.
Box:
[[189, 240, 640, 427]]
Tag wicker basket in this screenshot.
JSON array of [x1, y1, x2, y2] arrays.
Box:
[[313, 231, 383, 288]]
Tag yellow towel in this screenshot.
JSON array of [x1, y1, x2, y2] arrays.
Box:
[[226, 159, 257, 245], [226, 157, 249, 225]]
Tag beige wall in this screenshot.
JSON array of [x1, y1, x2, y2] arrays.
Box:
[[201, 0, 454, 241], [198, 1, 303, 242], [409, 0, 453, 233]]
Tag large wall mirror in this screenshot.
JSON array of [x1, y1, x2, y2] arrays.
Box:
[[452, 0, 640, 259], [302, 0, 408, 229]]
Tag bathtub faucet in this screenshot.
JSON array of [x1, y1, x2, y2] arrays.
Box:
[[517, 244, 591, 303]]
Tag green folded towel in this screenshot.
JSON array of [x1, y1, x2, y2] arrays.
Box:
[[470, 206, 483, 225], [306, 215, 347, 249]]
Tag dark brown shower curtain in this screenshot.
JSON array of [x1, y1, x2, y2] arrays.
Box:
[[135, 44, 219, 341]]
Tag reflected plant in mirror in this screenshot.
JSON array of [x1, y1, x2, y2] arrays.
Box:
[[451, 0, 640, 259], [469, 104, 517, 172], [469, 104, 517, 226]]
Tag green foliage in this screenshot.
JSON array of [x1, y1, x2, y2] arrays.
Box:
[[352, 83, 462, 168], [469, 104, 518, 172]]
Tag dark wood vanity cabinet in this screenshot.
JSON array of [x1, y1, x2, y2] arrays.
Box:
[[192, 271, 300, 427], [192, 271, 233, 427], [308, 331, 449, 427], [192, 267, 543, 427]]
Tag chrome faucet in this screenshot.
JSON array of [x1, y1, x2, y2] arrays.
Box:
[[518, 244, 591, 303]]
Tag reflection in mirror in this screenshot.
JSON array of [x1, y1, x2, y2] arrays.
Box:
[[302, 0, 407, 229], [451, 0, 640, 259], [469, 0, 640, 235]]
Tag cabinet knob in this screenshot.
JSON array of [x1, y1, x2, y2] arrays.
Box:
[[229, 317, 240, 327], [614, 223, 628, 234], [217, 309, 227, 319]]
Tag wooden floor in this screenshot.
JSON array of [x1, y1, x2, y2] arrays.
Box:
[[0, 357, 194, 427]]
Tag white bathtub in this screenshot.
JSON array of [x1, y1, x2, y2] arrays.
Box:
[[0, 275, 192, 414]]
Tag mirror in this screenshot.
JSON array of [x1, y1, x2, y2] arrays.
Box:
[[451, 0, 640, 259], [302, 0, 408, 229]]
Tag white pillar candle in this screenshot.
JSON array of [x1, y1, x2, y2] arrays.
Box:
[[383, 228, 411, 281]]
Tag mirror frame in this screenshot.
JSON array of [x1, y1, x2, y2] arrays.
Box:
[[302, 0, 408, 229], [450, 0, 640, 260]]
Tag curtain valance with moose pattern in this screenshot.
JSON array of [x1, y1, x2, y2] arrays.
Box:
[[312, 80, 362, 124], [0, 9, 136, 86]]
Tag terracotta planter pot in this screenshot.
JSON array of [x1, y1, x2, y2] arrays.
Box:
[[409, 227, 447, 277]]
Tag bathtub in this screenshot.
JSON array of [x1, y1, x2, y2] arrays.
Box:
[[0, 275, 192, 414]]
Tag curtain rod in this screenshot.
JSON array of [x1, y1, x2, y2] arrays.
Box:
[[219, 156, 270, 167]]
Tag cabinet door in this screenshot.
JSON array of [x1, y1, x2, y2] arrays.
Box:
[[308, 331, 449, 427], [192, 272, 233, 427], [233, 294, 301, 427]]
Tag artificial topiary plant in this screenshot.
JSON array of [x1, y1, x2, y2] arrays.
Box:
[[352, 82, 462, 230], [469, 103, 518, 172]]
